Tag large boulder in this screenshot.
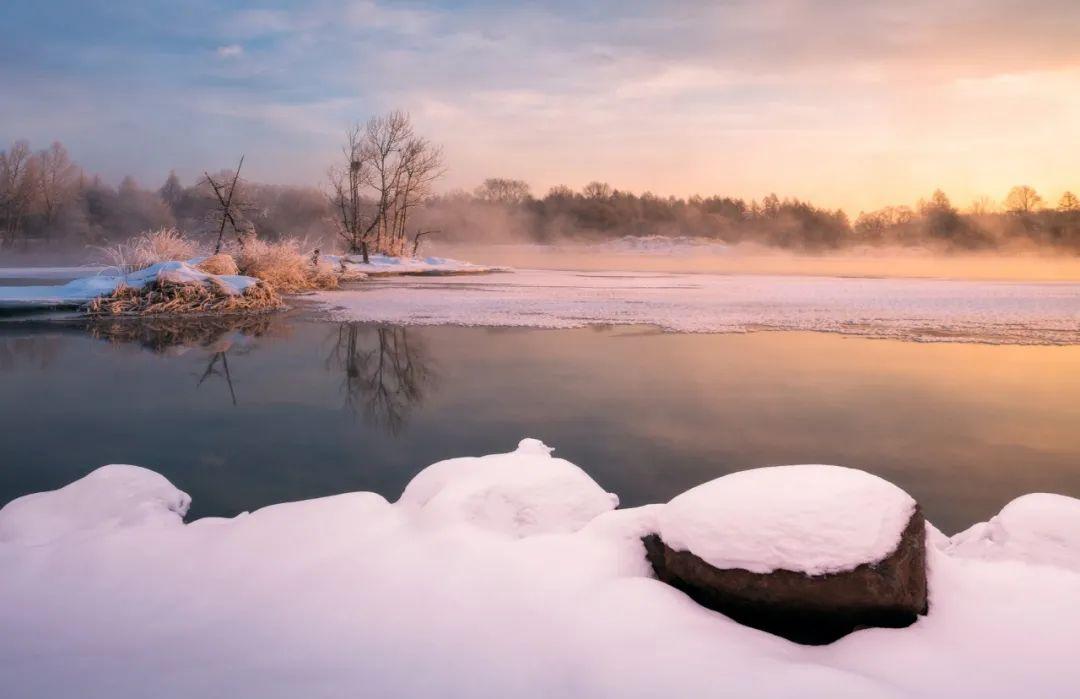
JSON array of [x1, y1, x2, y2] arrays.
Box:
[[643, 464, 927, 644]]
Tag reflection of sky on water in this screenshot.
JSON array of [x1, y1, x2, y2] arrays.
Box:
[[1, 317, 1078, 533]]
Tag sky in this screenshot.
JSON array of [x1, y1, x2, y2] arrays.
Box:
[[2, 0, 1079, 213]]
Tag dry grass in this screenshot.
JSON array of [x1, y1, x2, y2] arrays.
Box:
[[234, 238, 339, 292], [130, 227, 200, 268], [93, 228, 201, 274], [196, 253, 240, 276], [85, 277, 282, 316]]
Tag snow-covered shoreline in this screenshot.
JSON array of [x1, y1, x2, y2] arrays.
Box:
[[0, 261, 261, 310], [2, 440, 1078, 698], [311, 269, 1080, 345]]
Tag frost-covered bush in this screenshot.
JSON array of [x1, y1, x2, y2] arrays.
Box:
[[95, 228, 201, 273], [130, 228, 200, 268], [234, 237, 338, 292], [196, 253, 240, 276]]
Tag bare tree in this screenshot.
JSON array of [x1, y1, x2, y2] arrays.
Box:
[[1057, 191, 1080, 213], [474, 178, 531, 205], [0, 140, 40, 247], [1004, 185, 1043, 214], [328, 111, 444, 261], [36, 142, 79, 234], [203, 156, 251, 253]]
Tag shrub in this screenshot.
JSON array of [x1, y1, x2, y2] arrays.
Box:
[[233, 238, 338, 292], [130, 227, 200, 268], [196, 253, 240, 276]]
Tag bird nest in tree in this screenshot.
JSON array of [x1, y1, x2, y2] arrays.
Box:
[[85, 277, 283, 316]]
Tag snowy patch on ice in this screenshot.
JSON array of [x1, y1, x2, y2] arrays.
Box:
[[309, 269, 1080, 344], [946, 493, 1080, 571], [2, 445, 1079, 698], [0, 464, 190, 545], [0, 265, 106, 279], [324, 253, 509, 276], [399, 438, 618, 537], [655, 465, 916, 575], [0, 261, 261, 310]]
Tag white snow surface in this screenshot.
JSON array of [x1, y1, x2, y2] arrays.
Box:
[[398, 438, 618, 537], [2, 441, 1080, 698], [946, 493, 1080, 571], [310, 269, 1080, 344], [656, 465, 917, 575], [324, 253, 508, 276], [0, 261, 260, 309], [0, 464, 191, 546]]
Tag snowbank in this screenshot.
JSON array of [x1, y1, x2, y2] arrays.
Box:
[[946, 493, 1080, 571], [0, 464, 190, 545], [0, 261, 260, 310], [398, 438, 618, 537], [654, 465, 916, 575], [309, 268, 1080, 344], [325, 253, 509, 276], [1, 443, 1079, 698]]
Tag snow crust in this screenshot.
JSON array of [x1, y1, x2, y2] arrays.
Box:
[[655, 465, 916, 575], [398, 438, 618, 537], [0, 261, 260, 309], [946, 493, 1080, 571], [310, 269, 1080, 344], [2, 443, 1079, 698], [324, 253, 508, 276]]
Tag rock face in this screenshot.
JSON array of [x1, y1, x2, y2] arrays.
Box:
[[643, 507, 928, 645]]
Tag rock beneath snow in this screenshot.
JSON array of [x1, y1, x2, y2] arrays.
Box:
[[398, 438, 618, 537], [0, 465, 190, 545], [643, 465, 927, 644], [947, 493, 1080, 572]]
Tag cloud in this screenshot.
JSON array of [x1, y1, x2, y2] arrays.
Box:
[[216, 44, 244, 59]]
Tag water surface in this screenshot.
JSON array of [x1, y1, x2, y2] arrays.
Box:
[[2, 313, 1078, 533]]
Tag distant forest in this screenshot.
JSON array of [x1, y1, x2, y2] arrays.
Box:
[[3, 139, 1080, 254]]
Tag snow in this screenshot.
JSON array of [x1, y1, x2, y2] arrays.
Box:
[[1, 442, 1079, 698], [946, 493, 1080, 571], [0, 261, 260, 310], [655, 465, 916, 575], [0, 265, 105, 279], [309, 269, 1080, 344], [324, 253, 509, 276], [0, 464, 190, 546], [398, 438, 619, 537]]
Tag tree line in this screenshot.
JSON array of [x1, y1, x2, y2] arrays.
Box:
[[3, 128, 1079, 254]]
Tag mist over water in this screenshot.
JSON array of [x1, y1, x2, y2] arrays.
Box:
[[432, 240, 1080, 282]]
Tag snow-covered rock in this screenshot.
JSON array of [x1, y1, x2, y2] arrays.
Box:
[[644, 464, 926, 643], [947, 493, 1080, 571], [0, 464, 190, 545], [398, 438, 618, 537], [654, 464, 917, 575], [0, 260, 260, 310]]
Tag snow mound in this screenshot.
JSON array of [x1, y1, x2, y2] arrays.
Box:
[[0, 260, 259, 309], [947, 493, 1080, 571], [655, 464, 917, 575], [398, 438, 618, 537], [0, 465, 190, 545]]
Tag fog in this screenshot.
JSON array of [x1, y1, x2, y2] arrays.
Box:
[[430, 241, 1080, 282]]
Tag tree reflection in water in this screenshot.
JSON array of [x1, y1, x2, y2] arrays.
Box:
[[327, 323, 436, 435], [85, 315, 274, 406]]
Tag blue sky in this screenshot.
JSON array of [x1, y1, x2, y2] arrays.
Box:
[[3, 1, 1079, 211]]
